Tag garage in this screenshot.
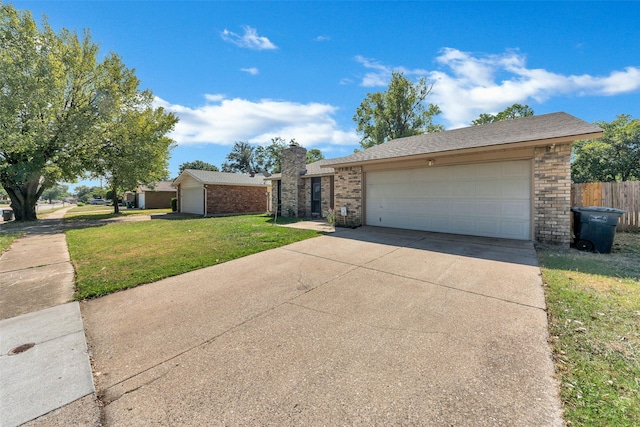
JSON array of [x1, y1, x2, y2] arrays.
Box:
[[180, 184, 204, 215], [365, 160, 531, 240], [174, 169, 270, 216]]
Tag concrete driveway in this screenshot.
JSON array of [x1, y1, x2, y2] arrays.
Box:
[[82, 227, 563, 426]]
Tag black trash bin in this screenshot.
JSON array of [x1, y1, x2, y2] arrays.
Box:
[[2, 209, 14, 221], [572, 206, 625, 253]]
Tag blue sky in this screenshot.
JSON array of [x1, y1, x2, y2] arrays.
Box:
[[11, 1, 640, 188]]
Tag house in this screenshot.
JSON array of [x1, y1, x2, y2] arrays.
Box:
[[173, 169, 270, 216], [265, 154, 335, 218], [136, 181, 177, 209], [272, 112, 602, 247]]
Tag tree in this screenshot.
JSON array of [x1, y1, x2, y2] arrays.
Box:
[[254, 137, 299, 173], [41, 184, 69, 202], [222, 141, 258, 174], [179, 160, 219, 174], [306, 148, 324, 164], [471, 104, 534, 125], [572, 114, 640, 183], [89, 58, 178, 214], [0, 5, 109, 220], [74, 185, 91, 202], [353, 71, 443, 149]]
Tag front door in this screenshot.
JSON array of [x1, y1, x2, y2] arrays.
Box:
[[311, 177, 321, 215]]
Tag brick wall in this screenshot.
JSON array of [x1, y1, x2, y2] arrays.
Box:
[[205, 185, 268, 215], [321, 175, 334, 216], [292, 176, 335, 218], [533, 143, 572, 246], [333, 166, 363, 227], [143, 191, 176, 209], [280, 146, 307, 217], [271, 180, 279, 214]]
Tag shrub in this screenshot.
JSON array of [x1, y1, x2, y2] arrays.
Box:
[[325, 208, 336, 225], [77, 202, 85, 207], [171, 197, 177, 212]]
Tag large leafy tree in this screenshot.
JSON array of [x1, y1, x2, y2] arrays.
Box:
[[306, 148, 324, 164], [221, 141, 257, 174], [471, 104, 534, 125], [0, 5, 176, 219], [178, 160, 219, 174], [0, 5, 105, 220], [572, 114, 640, 183], [353, 71, 443, 149], [254, 137, 301, 173], [89, 54, 178, 214], [92, 104, 177, 214], [73, 185, 93, 202], [41, 184, 69, 203]]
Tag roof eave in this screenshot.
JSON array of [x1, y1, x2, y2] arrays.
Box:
[[172, 170, 201, 186], [323, 131, 603, 169], [203, 182, 269, 188]]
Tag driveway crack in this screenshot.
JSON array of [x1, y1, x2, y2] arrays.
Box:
[[285, 300, 452, 338]]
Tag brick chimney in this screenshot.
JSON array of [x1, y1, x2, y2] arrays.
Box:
[[280, 145, 307, 217]]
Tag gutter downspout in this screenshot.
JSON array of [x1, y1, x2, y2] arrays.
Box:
[[203, 185, 207, 217]]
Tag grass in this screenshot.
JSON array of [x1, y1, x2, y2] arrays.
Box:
[[0, 231, 23, 253], [67, 214, 322, 299], [64, 205, 171, 221], [538, 232, 640, 426]]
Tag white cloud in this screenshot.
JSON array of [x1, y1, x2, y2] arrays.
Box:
[[240, 67, 259, 75], [315, 35, 330, 42], [204, 94, 225, 102], [221, 26, 277, 50], [355, 55, 429, 87], [154, 95, 359, 148], [356, 49, 640, 128]]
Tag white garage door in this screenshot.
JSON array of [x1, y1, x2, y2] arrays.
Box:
[[181, 186, 204, 215], [366, 160, 531, 240]]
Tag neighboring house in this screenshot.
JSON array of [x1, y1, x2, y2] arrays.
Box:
[[273, 112, 602, 247], [136, 181, 177, 209], [173, 169, 270, 216]]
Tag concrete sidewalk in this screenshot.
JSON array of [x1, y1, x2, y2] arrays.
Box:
[[0, 207, 99, 427], [83, 227, 563, 426]]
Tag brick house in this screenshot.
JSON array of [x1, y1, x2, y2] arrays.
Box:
[[274, 112, 602, 247], [173, 169, 271, 216], [136, 181, 177, 209], [266, 147, 335, 218]]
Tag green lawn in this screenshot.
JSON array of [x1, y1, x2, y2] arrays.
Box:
[[67, 214, 322, 299], [65, 204, 171, 220], [0, 231, 22, 253], [538, 232, 640, 426]]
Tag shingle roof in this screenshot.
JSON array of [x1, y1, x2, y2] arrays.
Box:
[[324, 112, 602, 167], [263, 159, 335, 181], [303, 159, 335, 176], [138, 181, 176, 192], [175, 170, 269, 187]]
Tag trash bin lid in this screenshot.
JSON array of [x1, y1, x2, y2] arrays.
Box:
[[571, 206, 625, 214]]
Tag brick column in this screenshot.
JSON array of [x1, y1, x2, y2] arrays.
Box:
[[280, 145, 307, 217], [270, 180, 279, 214], [334, 166, 363, 227], [533, 143, 572, 247]]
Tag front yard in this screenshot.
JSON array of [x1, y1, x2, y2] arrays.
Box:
[[538, 232, 640, 426], [62, 209, 638, 425], [67, 214, 321, 299]]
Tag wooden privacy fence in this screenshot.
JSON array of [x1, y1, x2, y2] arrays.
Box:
[[571, 181, 640, 231]]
